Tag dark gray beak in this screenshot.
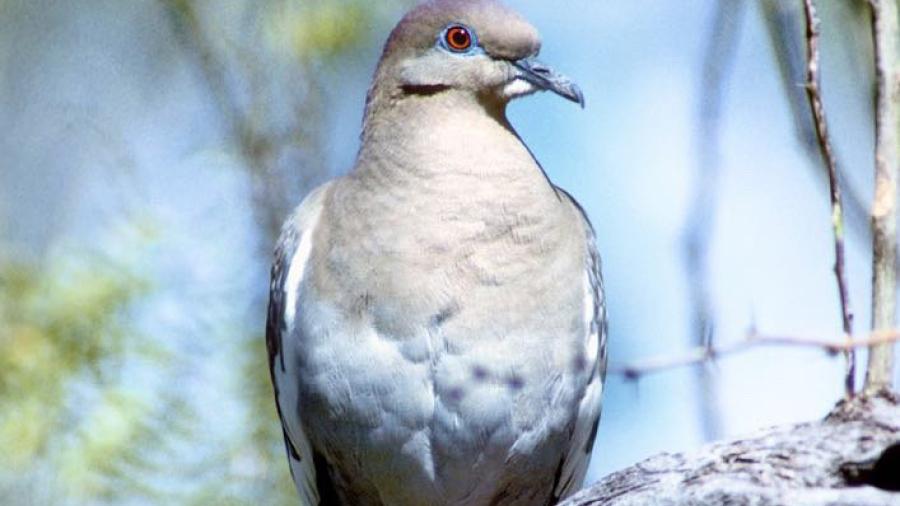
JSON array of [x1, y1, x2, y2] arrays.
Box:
[[513, 57, 585, 108]]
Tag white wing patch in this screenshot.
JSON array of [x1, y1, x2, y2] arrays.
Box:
[[284, 224, 318, 329], [267, 183, 332, 506]]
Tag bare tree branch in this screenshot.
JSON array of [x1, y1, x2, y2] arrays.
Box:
[[610, 329, 900, 382], [161, 0, 326, 244], [684, 0, 745, 442], [562, 394, 900, 505], [801, 0, 856, 397], [865, 0, 899, 395]]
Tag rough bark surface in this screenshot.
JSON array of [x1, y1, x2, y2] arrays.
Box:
[[562, 394, 900, 506]]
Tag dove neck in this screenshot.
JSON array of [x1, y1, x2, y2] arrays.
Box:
[[355, 89, 544, 188]]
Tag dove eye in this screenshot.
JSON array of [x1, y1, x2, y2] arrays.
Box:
[[443, 25, 474, 52]]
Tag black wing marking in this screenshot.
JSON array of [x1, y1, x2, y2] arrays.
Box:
[[265, 183, 334, 505], [266, 220, 306, 468]]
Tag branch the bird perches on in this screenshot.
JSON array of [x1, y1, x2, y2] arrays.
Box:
[[562, 393, 900, 505]]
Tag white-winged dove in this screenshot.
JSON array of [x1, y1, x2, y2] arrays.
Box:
[[266, 1, 607, 504]]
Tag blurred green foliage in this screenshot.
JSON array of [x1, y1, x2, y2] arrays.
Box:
[[0, 1, 411, 504], [0, 230, 298, 505], [267, 1, 373, 60], [0, 245, 151, 501]]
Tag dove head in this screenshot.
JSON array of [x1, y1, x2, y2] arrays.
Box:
[[364, 0, 583, 120]]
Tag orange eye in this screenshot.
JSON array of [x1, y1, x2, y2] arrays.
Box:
[[445, 26, 472, 51]]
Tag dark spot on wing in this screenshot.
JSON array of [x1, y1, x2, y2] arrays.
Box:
[[283, 428, 301, 461], [572, 354, 587, 373], [447, 387, 465, 402], [314, 451, 343, 505], [489, 486, 513, 506], [430, 303, 458, 328], [549, 455, 567, 504], [585, 412, 601, 455], [506, 374, 525, 391]]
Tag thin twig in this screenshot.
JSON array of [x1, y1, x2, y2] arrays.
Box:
[[611, 330, 900, 381], [802, 0, 856, 398], [759, 1, 871, 249], [865, 0, 899, 395]]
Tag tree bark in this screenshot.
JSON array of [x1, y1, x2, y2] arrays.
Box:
[[561, 393, 900, 506], [865, 0, 899, 396]]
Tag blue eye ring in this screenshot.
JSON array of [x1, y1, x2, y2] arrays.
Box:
[[439, 24, 477, 53]]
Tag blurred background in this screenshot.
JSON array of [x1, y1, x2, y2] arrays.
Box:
[[0, 0, 894, 504]]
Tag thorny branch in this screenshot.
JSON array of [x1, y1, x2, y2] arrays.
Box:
[[611, 330, 900, 382], [865, 0, 899, 395], [802, 0, 856, 397]]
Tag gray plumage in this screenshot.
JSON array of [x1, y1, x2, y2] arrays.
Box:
[[266, 1, 607, 504]]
